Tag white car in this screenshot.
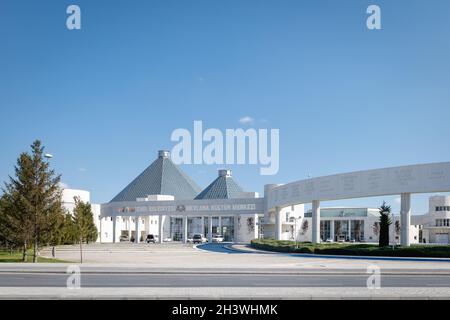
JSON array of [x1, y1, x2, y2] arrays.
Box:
[[212, 235, 224, 243]]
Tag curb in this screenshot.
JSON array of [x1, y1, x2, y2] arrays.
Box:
[[232, 245, 450, 263]]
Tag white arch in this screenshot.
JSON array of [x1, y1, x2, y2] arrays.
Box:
[[266, 162, 450, 246]]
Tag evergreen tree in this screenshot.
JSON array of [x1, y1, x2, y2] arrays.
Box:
[[379, 202, 392, 247], [1, 140, 63, 262], [0, 194, 22, 252], [73, 197, 98, 263], [44, 207, 66, 247], [61, 212, 78, 245]]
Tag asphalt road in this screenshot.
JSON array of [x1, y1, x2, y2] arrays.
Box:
[[1, 272, 450, 288]]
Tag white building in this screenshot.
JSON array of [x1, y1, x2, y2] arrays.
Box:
[[61, 188, 107, 242], [412, 196, 450, 244], [263, 206, 421, 245], [99, 151, 264, 244], [62, 154, 450, 246]]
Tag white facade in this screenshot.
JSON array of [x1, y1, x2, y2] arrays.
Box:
[[418, 196, 450, 244], [61, 161, 450, 246], [64, 188, 450, 245], [61, 189, 89, 213], [61, 189, 106, 243], [262, 204, 306, 241], [101, 193, 264, 244]]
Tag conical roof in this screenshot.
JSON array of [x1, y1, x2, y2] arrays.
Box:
[[195, 170, 244, 200], [110, 151, 201, 202]]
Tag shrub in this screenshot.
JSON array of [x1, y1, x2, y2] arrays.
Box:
[[251, 239, 450, 258]]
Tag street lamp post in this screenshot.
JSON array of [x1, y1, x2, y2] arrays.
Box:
[[44, 153, 55, 257]]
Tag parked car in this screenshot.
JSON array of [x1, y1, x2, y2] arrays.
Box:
[[325, 238, 334, 243], [146, 234, 158, 244], [212, 235, 224, 243], [119, 235, 130, 242], [192, 234, 207, 244]]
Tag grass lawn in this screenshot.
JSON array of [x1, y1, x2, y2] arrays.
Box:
[[251, 239, 450, 258], [0, 250, 70, 263]]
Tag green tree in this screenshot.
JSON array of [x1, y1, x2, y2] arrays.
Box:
[[44, 207, 66, 248], [73, 197, 98, 263], [0, 194, 25, 254], [61, 212, 78, 245], [379, 202, 392, 247], [1, 141, 63, 262]]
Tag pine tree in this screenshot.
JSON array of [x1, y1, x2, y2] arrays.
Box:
[[73, 197, 98, 263], [379, 201, 392, 247], [1, 140, 63, 262], [61, 213, 78, 245], [0, 194, 26, 254]]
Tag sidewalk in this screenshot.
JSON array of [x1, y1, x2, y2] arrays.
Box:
[[2, 263, 450, 275], [1, 287, 449, 300]]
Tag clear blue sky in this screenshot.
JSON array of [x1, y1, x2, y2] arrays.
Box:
[[1, 0, 449, 214]]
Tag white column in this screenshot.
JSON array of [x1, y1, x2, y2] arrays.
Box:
[[201, 216, 205, 235], [348, 220, 352, 241], [208, 216, 213, 243], [144, 216, 150, 236], [330, 220, 335, 242], [99, 217, 103, 243], [234, 215, 239, 243], [401, 193, 411, 247], [112, 216, 117, 244], [254, 214, 259, 239], [128, 217, 132, 239], [158, 215, 164, 244], [183, 216, 188, 244], [312, 200, 321, 244], [275, 207, 282, 241], [135, 216, 141, 244]]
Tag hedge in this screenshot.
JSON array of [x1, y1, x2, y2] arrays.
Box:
[[251, 239, 450, 258]]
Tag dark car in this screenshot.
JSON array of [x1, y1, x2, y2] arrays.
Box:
[[146, 234, 158, 244], [192, 234, 206, 245]]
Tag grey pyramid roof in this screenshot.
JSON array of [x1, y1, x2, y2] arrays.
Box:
[[195, 170, 244, 200], [110, 151, 201, 202]]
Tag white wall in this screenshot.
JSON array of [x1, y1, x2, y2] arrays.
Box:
[[237, 214, 261, 243], [61, 189, 90, 214]]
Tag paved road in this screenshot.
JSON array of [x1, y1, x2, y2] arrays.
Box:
[[1, 272, 450, 288]]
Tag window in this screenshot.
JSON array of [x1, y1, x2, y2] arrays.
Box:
[[436, 219, 450, 227]]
